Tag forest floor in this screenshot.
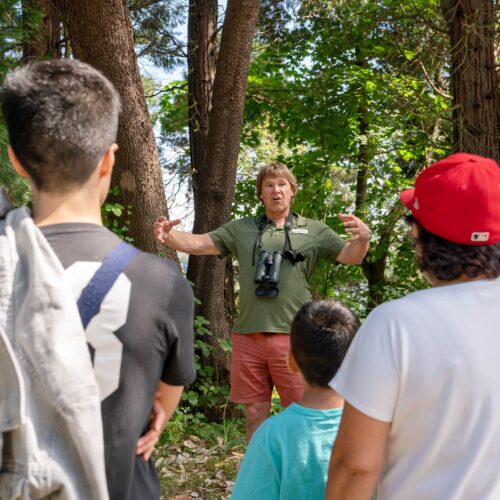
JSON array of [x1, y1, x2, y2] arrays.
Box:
[[156, 417, 247, 499]]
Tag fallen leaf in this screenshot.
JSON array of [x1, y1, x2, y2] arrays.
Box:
[[183, 439, 197, 449]]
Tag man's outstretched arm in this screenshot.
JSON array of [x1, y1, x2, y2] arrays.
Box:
[[153, 216, 220, 256], [326, 402, 390, 499], [135, 382, 184, 461]]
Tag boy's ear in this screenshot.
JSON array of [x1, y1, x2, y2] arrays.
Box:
[[98, 143, 118, 179], [286, 350, 300, 374], [7, 145, 29, 178]]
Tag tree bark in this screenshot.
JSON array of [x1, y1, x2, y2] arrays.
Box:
[[186, 0, 261, 373], [187, 0, 217, 176], [56, 0, 177, 257], [445, 0, 499, 162], [22, 0, 61, 61], [186, 0, 220, 348]]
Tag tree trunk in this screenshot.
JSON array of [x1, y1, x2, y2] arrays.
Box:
[[186, 0, 261, 374], [56, 0, 177, 257], [354, 51, 370, 219], [362, 203, 406, 311], [353, 49, 387, 310], [186, 0, 219, 342], [186, 0, 234, 384], [445, 0, 499, 162], [22, 0, 61, 60], [187, 0, 216, 175]]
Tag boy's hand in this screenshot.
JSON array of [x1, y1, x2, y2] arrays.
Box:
[[135, 391, 166, 461]]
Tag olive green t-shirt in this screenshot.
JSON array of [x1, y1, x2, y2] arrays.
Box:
[[209, 214, 345, 334]]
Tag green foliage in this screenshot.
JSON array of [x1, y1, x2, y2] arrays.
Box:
[[101, 186, 133, 242], [0, 2, 36, 207], [0, 1, 23, 73], [0, 124, 32, 207], [237, 0, 453, 306], [174, 314, 233, 432]]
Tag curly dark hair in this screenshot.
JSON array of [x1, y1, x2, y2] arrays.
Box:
[[405, 215, 500, 281]]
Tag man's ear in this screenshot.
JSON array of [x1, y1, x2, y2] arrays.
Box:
[[7, 145, 29, 178], [98, 143, 118, 179], [411, 222, 420, 240], [286, 350, 300, 374]]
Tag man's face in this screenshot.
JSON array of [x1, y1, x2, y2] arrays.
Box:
[[260, 175, 295, 213]]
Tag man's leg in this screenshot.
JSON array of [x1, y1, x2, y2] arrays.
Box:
[[229, 333, 273, 442], [245, 401, 271, 442], [267, 333, 303, 408]]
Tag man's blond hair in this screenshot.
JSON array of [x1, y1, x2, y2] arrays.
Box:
[[256, 162, 298, 199]]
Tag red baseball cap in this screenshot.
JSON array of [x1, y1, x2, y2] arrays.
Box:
[[400, 153, 500, 245]]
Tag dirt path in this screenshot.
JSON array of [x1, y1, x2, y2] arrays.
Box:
[[157, 433, 245, 499]]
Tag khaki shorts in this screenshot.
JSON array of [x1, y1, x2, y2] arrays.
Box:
[[229, 332, 303, 406]]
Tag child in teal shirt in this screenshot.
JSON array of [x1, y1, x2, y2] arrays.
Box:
[[231, 300, 360, 500]]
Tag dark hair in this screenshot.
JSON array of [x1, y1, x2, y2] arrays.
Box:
[[1, 59, 121, 192], [405, 215, 500, 281], [290, 300, 360, 387]]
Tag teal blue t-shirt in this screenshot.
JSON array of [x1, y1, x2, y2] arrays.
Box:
[[231, 403, 343, 500]]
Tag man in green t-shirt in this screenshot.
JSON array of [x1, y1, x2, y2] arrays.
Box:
[[154, 162, 371, 440]]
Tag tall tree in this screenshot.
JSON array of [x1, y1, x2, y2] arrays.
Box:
[[444, 0, 499, 161], [185, 0, 223, 358], [56, 0, 176, 256], [186, 0, 261, 373]]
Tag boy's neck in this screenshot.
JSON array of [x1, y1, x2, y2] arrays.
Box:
[[32, 188, 103, 227], [298, 384, 344, 410]]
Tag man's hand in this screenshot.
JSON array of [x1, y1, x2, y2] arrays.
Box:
[[152, 217, 220, 256], [339, 214, 372, 243], [336, 214, 371, 265], [136, 391, 165, 461], [153, 216, 181, 245]]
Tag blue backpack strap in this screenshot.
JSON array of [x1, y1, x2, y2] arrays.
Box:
[[77, 241, 140, 329]]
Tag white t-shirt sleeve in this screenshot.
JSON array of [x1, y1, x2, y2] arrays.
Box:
[[330, 304, 402, 423]]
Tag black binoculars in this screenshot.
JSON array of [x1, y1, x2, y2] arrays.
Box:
[[254, 250, 283, 298], [284, 249, 305, 264]]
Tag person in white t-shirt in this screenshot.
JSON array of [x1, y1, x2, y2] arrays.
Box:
[[326, 152, 500, 500]]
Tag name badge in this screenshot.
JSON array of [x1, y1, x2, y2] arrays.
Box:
[[292, 228, 308, 234]]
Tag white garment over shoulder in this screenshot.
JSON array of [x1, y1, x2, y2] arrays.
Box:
[[331, 278, 500, 500]]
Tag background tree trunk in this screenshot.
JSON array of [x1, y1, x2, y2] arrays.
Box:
[[186, 0, 236, 388], [56, 0, 177, 257], [186, 0, 219, 335], [445, 0, 499, 162], [187, 0, 216, 175], [22, 0, 61, 61], [186, 0, 261, 376]]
